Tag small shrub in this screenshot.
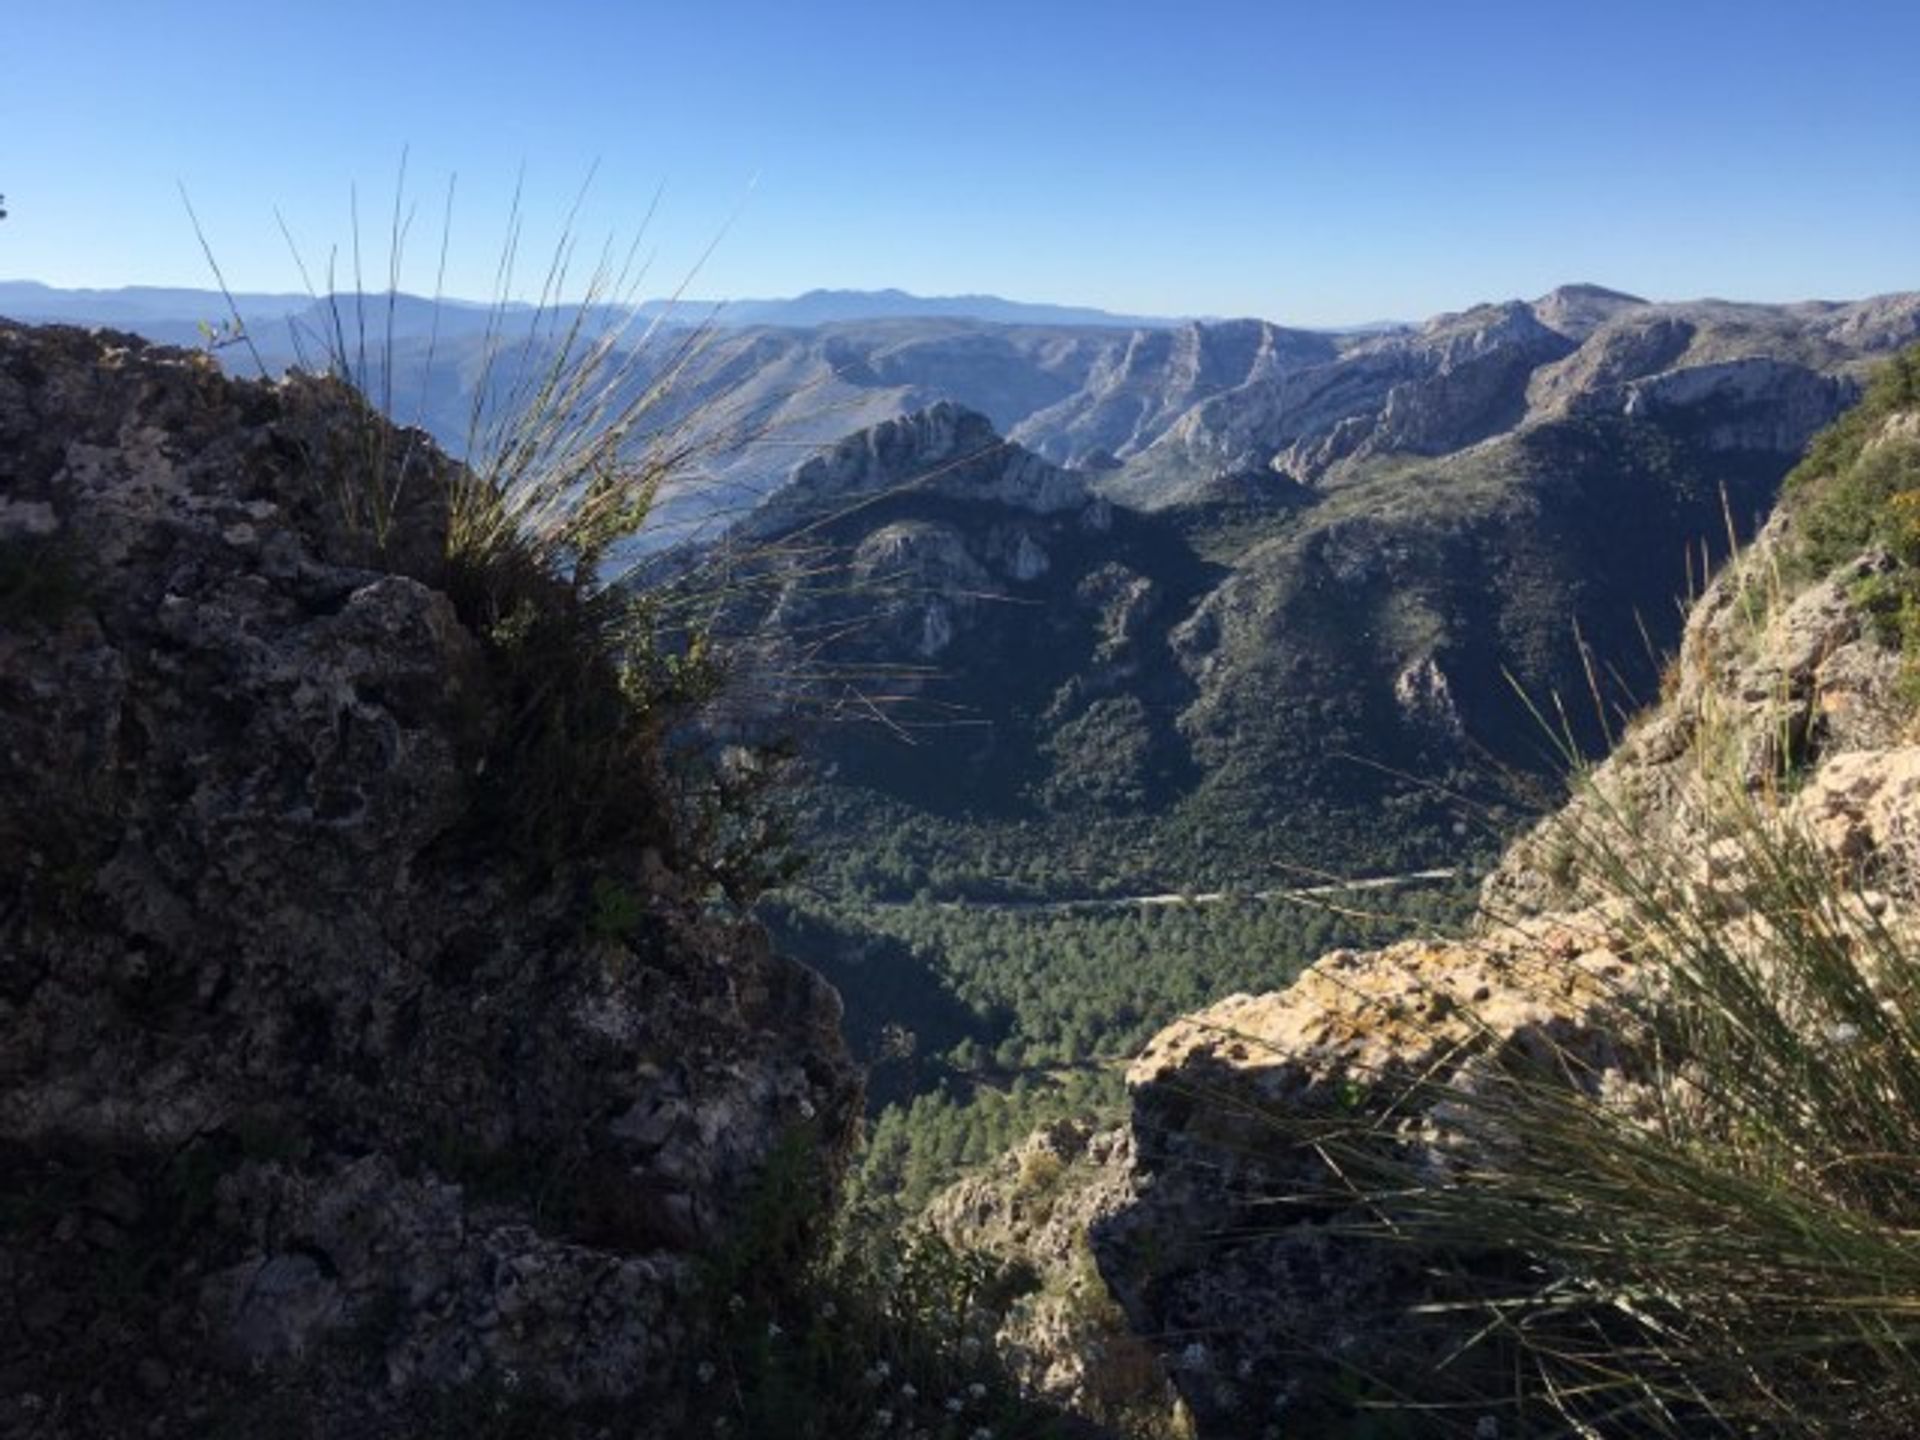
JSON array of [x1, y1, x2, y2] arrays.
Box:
[[1793, 436, 1920, 579], [685, 1127, 1072, 1439], [587, 875, 645, 942], [1787, 345, 1920, 506], [1015, 1148, 1065, 1197]]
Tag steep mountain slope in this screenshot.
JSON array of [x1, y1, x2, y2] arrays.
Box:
[[722, 293, 1915, 894]]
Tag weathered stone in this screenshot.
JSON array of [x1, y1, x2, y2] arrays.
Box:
[[0, 322, 859, 1438], [927, 1120, 1179, 1430]]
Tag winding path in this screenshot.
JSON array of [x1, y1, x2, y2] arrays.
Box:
[[884, 867, 1462, 915]]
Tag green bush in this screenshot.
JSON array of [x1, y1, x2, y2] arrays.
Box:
[[1788, 346, 1920, 507], [1781, 345, 1920, 703], [685, 1126, 1072, 1440], [1791, 435, 1920, 580]]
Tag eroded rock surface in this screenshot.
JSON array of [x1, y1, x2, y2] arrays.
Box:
[[926, 1119, 1177, 1431], [0, 323, 858, 1438]]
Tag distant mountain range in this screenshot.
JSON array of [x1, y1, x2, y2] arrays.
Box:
[[0, 280, 1184, 336], [8, 273, 1916, 888], [703, 285, 1920, 894]]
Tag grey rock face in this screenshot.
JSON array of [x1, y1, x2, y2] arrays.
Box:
[[927, 1120, 1178, 1430], [1105, 289, 1915, 508], [0, 323, 858, 1437], [753, 401, 1089, 534], [1010, 320, 1339, 467]]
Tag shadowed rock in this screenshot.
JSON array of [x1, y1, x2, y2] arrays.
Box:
[[0, 322, 858, 1438]]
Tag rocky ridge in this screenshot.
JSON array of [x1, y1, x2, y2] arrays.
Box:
[[726, 293, 1919, 892], [1106, 287, 1916, 506], [0, 323, 859, 1438]]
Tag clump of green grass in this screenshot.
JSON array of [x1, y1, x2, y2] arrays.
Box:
[[1225, 777, 1920, 1433], [1446, 790, 1920, 1435], [1272, 685, 1920, 1427], [189, 166, 818, 895]]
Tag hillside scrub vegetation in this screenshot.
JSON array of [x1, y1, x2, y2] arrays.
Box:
[[1787, 346, 1920, 691]]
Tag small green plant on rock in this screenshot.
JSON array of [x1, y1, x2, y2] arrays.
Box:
[[216, 172, 808, 898]]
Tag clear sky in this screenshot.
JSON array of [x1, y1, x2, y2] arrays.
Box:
[[4, 0, 1916, 326]]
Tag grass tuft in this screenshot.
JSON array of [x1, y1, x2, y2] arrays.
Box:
[[186, 167, 827, 894]]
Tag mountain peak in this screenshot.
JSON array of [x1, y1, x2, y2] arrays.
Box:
[[739, 403, 1090, 541], [1538, 282, 1649, 305], [1530, 282, 1651, 339]]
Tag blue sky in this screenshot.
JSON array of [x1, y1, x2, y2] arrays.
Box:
[[4, 0, 1916, 326]]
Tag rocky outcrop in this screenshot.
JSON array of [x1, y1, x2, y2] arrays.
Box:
[[1084, 395, 1920, 1434], [0, 323, 859, 1438], [716, 406, 1194, 807], [1482, 508, 1908, 920], [753, 401, 1089, 530], [1089, 919, 1635, 1436], [925, 1119, 1178, 1431]]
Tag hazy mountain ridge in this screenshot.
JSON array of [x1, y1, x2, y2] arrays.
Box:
[[11, 281, 1913, 544], [723, 289, 1918, 894], [0, 280, 1174, 338], [1106, 287, 1920, 507]]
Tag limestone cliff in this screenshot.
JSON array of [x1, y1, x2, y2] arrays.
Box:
[[0, 323, 859, 1438]]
